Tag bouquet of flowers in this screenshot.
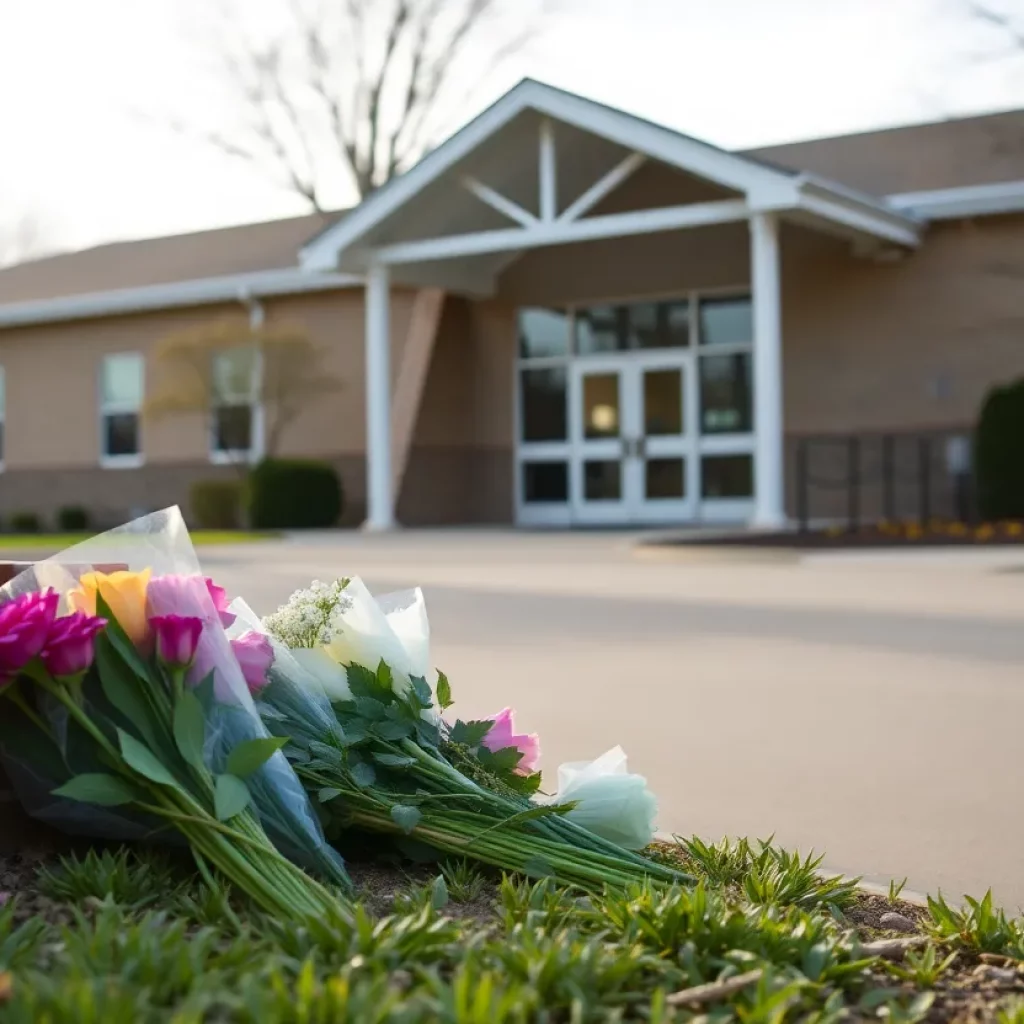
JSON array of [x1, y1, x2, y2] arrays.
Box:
[[253, 575, 689, 890], [0, 509, 349, 924]]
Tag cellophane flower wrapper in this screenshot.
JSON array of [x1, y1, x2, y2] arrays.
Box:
[[0, 507, 344, 883]]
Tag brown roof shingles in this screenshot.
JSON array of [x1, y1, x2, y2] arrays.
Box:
[[0, 210, 339, 305], [745, 108, 1024, 196]]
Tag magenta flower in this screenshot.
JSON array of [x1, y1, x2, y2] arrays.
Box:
[[40, 612, 106, 679], [230, 631, 274, 695], [481, 707, 541, 775], [150, 614, 203, 671], [0, 589, 59, 677], [205, 578, 236, 629]]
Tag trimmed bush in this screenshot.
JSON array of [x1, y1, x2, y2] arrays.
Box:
[[57, 506, 90, 531], [11, 512, 41, 534], [190, 479, 244, 530], [976, 379, 1024, 520], [248, 459, 343, 529]]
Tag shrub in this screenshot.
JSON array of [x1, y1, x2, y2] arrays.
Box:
[[190, 479, 243, 530], [11, 512, 41, 534], [248, 459, 343, 529], [57, 506, 90, 531], [976, 379, 1024, 520]]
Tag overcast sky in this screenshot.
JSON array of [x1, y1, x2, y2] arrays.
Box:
[[2, 0, 1023, 253]]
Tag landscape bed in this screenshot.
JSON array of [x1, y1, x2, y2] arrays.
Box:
[[1, 837, 1022, 1022]]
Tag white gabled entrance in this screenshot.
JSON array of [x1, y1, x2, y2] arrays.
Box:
[[298, 79, 921, 531]]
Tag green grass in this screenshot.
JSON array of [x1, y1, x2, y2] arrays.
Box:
[[0, 530, 276, 550], [2, 837, 1015, 1022]]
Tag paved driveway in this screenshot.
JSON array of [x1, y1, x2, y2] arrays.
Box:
[[200, 532, 1024, 907]]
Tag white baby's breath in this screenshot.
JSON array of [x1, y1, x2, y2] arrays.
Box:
[[262, 578, 352, 648]]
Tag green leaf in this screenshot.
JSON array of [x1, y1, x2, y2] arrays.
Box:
[[409, 676, 432, 709], [52, 773, 138, 807], [318, 787, 343, 803], [477, 745, 524, 775], [334, 717, 370, 746], [345, 664, 379, 699], [308, 741, 344, 766], [226, 737, 288, 777], [375, 719, 415, 741], [416, 719, 441, 749], [450, 719, 492, 748], [354, 697, 388, 721], [504, 771, 543, 797], [523, 856, 556, 879], [373, 752, 416, 769], [95, 634, 165, 756], [436, 672, 453, 711], [118, 730, 179, 788], [351, 762, 376, 788], [214, 774, 251, 820], [172, 691, 206, 773], [391, 804, 422, 834], [375, 660, 393, 692], [430, 874, 449, 911], [191, 671, 217, 713]]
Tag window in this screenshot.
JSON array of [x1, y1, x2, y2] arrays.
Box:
[[101, 354, 143, 465], [576, 301, 690, 355], [519, 308, 570, 359], [211, 347, 261, 461]]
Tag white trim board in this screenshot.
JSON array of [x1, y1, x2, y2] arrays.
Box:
[[887, 179, 1024, 220], [301, 77, 921, 272], [0, 267, 360, 330]]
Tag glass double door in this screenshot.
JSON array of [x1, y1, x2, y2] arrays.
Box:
[[570, 353, 697, 524]]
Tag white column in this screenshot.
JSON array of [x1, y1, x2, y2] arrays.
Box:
[[750, 211, 786, 529], [539, 119, 557, 221], [364, 262, 395, 531]]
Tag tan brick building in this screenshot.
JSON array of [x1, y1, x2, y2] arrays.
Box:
[[1, 79, 1022, 529]]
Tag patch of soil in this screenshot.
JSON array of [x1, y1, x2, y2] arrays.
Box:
[[846, 893, 929, 935]]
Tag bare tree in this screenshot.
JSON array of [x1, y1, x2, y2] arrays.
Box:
[[176, 0, 556, 210], [145, 315, 345, 472]]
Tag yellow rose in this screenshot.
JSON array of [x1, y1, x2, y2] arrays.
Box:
[[68, 569, 152, 646]]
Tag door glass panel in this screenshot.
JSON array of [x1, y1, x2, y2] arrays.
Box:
[[523, 462, 568, 503], [702, 455, 754, 498], [582, 373, 620, 439], [643, 369, 683, 436], [519, 308, 570, 359], [520, 368, 567, 441], [700, 353, 752, 434], [700, 297, 752, 346], [584, 460, 621, 501], [646, 458, 685, 499]]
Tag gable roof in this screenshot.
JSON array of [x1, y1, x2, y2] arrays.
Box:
[[746, 107, 1024, 196], [0, 211, 340, 305], [300, 78, 921, 272]]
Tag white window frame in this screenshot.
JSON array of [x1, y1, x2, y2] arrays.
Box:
[[209, 346, 265, 466], [99, 353, 145, 469], [514, 288, 758, 526]]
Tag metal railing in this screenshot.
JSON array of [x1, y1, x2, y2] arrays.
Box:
[[793, 431, 975, 532]]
